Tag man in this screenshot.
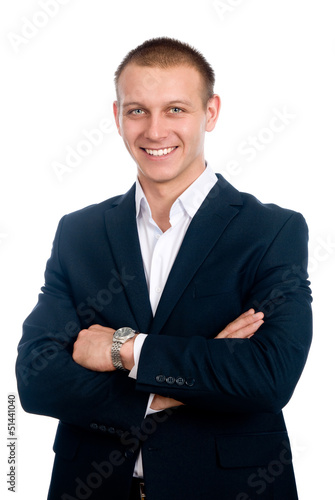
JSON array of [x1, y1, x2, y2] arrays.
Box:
[[16, 37, 312, 500]]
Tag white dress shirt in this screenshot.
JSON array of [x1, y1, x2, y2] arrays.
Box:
[[129, 165, 218, 477]]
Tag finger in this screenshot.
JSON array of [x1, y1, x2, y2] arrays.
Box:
[[151, 395, 184, 411], [76, 329, 89, 339], [88, 324, 115, 334], [225, 319, 264, 339], [240, 308, 255, 317], [223, 311, 264, 336], [216, 315, 264, 339]]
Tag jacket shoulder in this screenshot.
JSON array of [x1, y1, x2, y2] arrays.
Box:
[[230, 183, 306, 229], [63, 193, 124, 221], [216, 174, 307, 229], [240, 191, 307, 231], [58, 185, 134, 232], [240, 190, 296, 217]]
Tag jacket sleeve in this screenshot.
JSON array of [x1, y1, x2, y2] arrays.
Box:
[[135, 212, 313, 414], [16, 217, 148, 431]]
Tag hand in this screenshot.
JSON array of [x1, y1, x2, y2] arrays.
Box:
[[150, 394, 185, 411], [73, 325, 116, 371], [215, 309, 264, 339]]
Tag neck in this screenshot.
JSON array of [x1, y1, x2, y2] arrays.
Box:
[[142, 187, 177, 232], [138, 164, 206, 232]]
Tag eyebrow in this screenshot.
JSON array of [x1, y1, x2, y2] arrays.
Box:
[[122, 99, 193, 108]]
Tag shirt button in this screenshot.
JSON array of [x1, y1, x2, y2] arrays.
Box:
[[155, 233, 160, 240], [124, 449, 135, 459], [155, 287, 162, 294]]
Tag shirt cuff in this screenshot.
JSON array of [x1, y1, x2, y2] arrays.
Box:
[[128, 333, 147, 379]]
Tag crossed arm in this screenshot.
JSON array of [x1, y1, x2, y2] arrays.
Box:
[[72, 309, 264, 410], [17, 211, 312, 425]]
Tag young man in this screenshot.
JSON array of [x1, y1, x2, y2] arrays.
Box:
[[16, 38, 312, 500]]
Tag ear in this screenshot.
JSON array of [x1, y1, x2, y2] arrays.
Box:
[[205, 94, 221, 132], [113, 101, 121, 136]]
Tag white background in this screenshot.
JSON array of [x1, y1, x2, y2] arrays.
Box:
[[0, 0, 334, 498]]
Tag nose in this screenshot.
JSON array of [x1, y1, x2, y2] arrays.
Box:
[[144, 113, 168, 142]]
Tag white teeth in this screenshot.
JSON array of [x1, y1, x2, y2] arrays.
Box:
[[144, 147, 176, 156]]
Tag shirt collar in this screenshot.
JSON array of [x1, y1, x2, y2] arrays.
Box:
[[135, 178, 150, 219], [135, 164, 218, 220]]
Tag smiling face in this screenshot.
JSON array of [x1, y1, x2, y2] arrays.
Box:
[[113, 63, 220, 194]]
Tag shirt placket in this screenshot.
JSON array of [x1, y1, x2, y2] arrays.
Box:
[[149, 226, 164, 316]]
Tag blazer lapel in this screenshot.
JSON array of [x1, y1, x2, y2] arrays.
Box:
[[148, 175, 243, 336], [104, 184, 153, 333]]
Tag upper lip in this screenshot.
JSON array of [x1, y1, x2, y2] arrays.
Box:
[[141, 146, 177, 150]]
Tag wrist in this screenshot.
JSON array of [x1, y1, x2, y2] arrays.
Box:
[[120, 335, 137, 371], [112, 327, 137, 371]]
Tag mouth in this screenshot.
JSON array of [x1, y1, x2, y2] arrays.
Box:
[[141, 146, 178, 158]]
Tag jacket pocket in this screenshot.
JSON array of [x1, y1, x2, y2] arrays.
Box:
[[216, 432, 291, 469], [53, 422, 82, 461]]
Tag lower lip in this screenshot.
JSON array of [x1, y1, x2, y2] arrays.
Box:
[[141, 147, 178, 160]]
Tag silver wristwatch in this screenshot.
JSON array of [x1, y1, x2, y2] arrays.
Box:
[[111, 327, 137, 371]]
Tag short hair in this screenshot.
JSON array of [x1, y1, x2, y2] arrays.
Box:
[[114, 37, 215, 105]]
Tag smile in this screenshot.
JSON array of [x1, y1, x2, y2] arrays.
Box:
[[143, 147, 177, 157]]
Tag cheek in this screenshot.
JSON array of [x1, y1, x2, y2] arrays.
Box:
[[183, 127, 205, 154], [179, 119, 206, 148], [120, 123, 139, 147]]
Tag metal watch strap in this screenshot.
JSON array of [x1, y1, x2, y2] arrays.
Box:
[[111, 341, 127, 371]]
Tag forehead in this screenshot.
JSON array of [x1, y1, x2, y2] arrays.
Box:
[[117, 64, 204, 105]]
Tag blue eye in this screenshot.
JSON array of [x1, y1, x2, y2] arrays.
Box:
[[131, 109, 144, 115], [170, 107, 182, 113]]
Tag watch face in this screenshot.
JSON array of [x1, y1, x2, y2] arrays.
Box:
[[114, 327, 135, 342]]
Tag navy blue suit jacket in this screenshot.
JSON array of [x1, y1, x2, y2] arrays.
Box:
[[16, 175, 312, 500]]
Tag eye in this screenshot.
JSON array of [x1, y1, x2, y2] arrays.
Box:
[[129, 109, 144, 115], [169, 107, 183, 114]]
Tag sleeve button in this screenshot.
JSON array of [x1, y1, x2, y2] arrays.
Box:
[[166, 376, 175, 384], [185, 378, 195, 387], [176, 377, 185, 386], [156, 375, 166, 383]]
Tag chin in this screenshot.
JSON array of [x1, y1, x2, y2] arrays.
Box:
[[138, 164, 180, 182]]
